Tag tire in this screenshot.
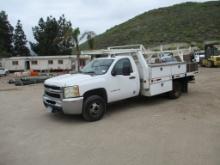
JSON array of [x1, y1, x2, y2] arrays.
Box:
[[182, 80, 188, 93], [199, 62, 204, 67], [82, 95, 106, 122], [168, 81, 182, 99], [207, 61, 212, 68]]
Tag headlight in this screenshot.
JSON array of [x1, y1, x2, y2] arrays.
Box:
[[64, 86, 80, 98]]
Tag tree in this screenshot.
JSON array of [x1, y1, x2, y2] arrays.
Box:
[[72, 28, 81, 71], [30, 15, 73, 55], [0, 11, 14, 57], [81, 31, 96, 50], [70, 28, 96, 71], [13, 20, 30, 56]]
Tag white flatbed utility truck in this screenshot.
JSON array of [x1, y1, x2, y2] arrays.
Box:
[[43, 45, 198, 121]]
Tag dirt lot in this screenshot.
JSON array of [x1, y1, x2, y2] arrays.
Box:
[[0, 67, 220, 165]]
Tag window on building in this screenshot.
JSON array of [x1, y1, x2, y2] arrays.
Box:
[[31, 60, 38, 65], [12, 61, 19, 65], [48, 60, 53, 64], [79, 59, 85, 67], [58, 60, 63, 64]]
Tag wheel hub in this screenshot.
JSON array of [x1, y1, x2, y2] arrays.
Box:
[[89, 102, 101, 115]]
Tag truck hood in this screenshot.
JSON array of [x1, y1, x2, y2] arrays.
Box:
[[45, 73, 99, 87]]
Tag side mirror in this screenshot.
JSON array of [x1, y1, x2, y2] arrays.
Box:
[[112, 69, 116, 76]]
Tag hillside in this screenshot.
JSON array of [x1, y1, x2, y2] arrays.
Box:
[[85, 1, 220, 49]]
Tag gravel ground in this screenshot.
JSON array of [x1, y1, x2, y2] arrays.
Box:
[[0, 67, 220, 165]]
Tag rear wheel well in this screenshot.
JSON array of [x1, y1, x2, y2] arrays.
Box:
[[83, 88, 107, 102], [173, 77, 189, 93]]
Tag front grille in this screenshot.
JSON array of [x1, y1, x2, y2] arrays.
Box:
[[44, 84, 61, 90], [45, 91, 60, 99], [46, 100, 56, 105]]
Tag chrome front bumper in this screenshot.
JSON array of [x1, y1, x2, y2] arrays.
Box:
[[43, 95, 83, 114]]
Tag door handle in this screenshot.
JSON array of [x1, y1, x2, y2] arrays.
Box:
[[129, 76, 136, 79]]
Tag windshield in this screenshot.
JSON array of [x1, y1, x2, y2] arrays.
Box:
[[81, 59, 114, 75], [215, 46, 220, 55]]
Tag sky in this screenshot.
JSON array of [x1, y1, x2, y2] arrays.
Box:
[[1, 0, 209, 42]]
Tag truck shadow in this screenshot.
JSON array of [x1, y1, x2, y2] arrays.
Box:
[[46, 94, 173, 123], [106, 94, 169, 115], [45, 112, 84, 124]]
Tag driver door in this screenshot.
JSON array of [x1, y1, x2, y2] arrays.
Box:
[[108, 58, 139, 102]]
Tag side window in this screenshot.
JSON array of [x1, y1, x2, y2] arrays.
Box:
[[112, 58, 133, 75], [31, 60, 38, 65], [12, 61, 19, 65], [48, 60, 53, 65], [58, 60, 63, 64]]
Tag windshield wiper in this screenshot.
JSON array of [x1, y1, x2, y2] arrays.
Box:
[[81, 71, 96, 74]]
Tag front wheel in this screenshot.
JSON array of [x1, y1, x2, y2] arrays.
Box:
[[82, 95, 106, 122], [168, 81, 182, 99]]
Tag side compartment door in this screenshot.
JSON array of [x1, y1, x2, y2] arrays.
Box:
[[108, 58, 139, 102], [148, 65, 172, 96]]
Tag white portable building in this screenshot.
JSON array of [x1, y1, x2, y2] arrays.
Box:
[[0, 55, 90, 72]]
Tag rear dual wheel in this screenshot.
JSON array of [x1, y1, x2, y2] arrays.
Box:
[[168, 81, 182, 99]]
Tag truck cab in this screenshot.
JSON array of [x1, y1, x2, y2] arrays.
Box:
[[194, 51, 205, 63], [43, 45, 197, 121]]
